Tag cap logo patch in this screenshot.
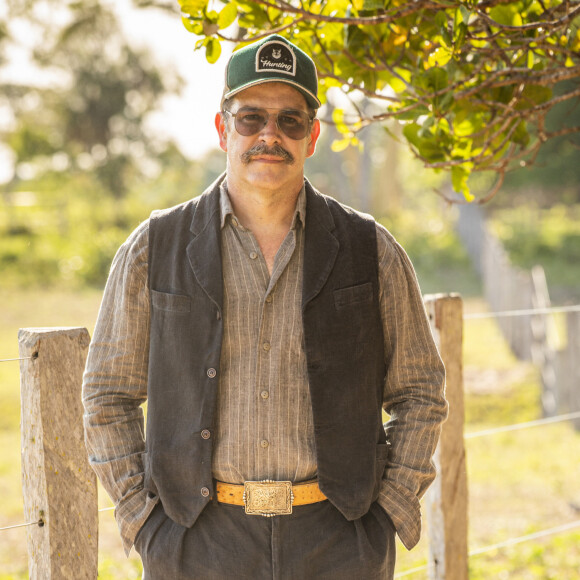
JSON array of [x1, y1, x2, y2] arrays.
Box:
[[256, 41, 296, 76]]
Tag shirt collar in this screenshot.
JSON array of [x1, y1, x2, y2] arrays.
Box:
[[219, 178, 306, 230]]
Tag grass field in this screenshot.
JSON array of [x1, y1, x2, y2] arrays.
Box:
[[1, 290, 579, 578]]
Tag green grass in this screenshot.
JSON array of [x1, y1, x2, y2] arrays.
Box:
[[1, 291, 579, 578]]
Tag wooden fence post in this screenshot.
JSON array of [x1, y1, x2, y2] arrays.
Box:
[[530, 265, 559, 416], [565, 312, 580, 431], [424, 294, 468, 580], [18, 327, 98, 580]]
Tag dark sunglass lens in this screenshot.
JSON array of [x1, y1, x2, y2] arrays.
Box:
[[278, 112, 309, 139], [235, 110, 268, 136]]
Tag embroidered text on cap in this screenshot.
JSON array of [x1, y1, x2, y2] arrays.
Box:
[[256, 40, 296, 76]]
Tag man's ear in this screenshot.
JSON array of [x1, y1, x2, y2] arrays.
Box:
[[215, 112, 228, 152], [306, 118, 321, 157]]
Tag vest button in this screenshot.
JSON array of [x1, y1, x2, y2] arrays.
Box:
[[200, 487, 210, 497], [262, 342, 271, 352], [207, 368, 217, 378], [265, 295, 273, 303], [260, 439, 269, 448], [260, 390, 269, 400], [201, 429, 211, 439]]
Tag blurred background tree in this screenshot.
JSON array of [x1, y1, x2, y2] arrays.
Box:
[[2, 0, 183, 197], [0, 0, 211, 287]]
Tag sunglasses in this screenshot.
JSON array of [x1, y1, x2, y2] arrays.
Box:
[[223, 107, 314, 140]]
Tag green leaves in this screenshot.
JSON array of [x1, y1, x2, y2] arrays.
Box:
[[177, 0, 580, 201], [218, 2, 238, 29], [181, 0, 238, 63], [451, 164, 474, 201]]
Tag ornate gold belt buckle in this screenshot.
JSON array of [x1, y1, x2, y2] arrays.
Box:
[[243, 480, 293, 516]]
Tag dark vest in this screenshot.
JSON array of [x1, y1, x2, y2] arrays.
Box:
[[145, 175, 387, 528]]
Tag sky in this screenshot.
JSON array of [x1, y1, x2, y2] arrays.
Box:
[[114, 1, 232, 159]]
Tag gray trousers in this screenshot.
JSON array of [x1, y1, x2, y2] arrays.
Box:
[[135, 498, 396, 580]]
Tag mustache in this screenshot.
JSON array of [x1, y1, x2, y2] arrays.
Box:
[[240, 143, 295, 165]]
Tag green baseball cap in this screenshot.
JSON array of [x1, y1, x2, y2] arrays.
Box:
[[222, 34, 321, 110]]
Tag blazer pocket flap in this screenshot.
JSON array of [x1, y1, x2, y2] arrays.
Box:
[[333, 282, 373, 310], [151, 289, 191, 313]]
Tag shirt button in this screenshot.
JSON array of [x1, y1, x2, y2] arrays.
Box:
[[260, 390, 269, 400], [207, 368, 217, 378], [200, 487, 210, 497], [260, 439, 269, 448], [262, 342, 271, 351], [201, 429, 211, 439], [249, 251, 258, 260], [231, 218, 239, 227]]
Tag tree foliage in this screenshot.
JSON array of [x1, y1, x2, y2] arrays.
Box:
[[173, 0, 580, 201]]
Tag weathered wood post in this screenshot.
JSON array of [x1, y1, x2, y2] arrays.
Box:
[[18, 327, 98, 580], [565, 312, 580, 432], [424, 294, 468, 580], [530, 265, 558, 416]]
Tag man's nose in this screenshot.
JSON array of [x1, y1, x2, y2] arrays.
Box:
[[259, 113, 282, 141]]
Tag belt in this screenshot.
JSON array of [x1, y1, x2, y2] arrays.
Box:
[[216, 479, 327, 516]]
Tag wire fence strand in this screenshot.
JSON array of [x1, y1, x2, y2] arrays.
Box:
[[469, 519, 580, 556], [0, 356, 35, 363], [395, 519, 580, 578], [0, 509, 113, 534], [0, 519, 43, 532], [465, 411, 580, 439], [464, 304, 580, 320]]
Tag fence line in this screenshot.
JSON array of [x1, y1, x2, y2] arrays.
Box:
[[394, 519, 580, 578], [464, 304, 580, 320], [0, 507, 114, 536], [457, 204, 579, 423], [5, 408, 575, 530], [8, 295, 579, 578], [0, 519, 44, 532], [0, 355, 36, 362], [468, 519, 580, 556], [464, 410, 580, 439]]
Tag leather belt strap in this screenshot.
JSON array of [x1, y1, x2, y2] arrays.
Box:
[[216, 479, 327, 512]]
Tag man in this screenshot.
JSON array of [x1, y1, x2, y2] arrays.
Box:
[[82, 34, 447, 580]]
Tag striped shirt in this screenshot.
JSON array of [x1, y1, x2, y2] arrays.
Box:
[[82, 181, 447, 555]]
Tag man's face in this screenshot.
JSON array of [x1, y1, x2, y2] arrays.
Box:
[[215, 82, 320, 195]]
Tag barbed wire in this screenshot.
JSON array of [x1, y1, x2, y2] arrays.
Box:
[[464, 304, 580, 320], [394, 519, 580, 578]]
